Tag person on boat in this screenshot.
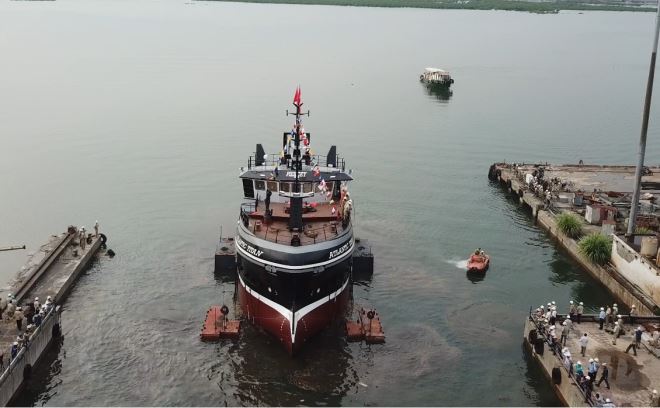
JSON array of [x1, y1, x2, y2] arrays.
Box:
[[470, 250, 482, 263]]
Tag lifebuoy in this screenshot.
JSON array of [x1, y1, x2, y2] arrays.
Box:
[[366, 310, 375, 320], [220, 305, 229, 316]]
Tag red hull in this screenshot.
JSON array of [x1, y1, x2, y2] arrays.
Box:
[[467, 256, 489, 272], [238, 277, 350, 355]]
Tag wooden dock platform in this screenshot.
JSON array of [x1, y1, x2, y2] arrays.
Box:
[[346, 307, 385, 344], [0, 226, 105, 406]]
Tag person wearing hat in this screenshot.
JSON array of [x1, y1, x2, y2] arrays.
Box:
[[588, 358, 597, 378], [33, 297, 40, 312], [10, 342, 18, 362], [94, 220, 100, 238], [599, 307, 606, 330], [577, 301, 584, 324], [612, 303, 619, 319], [80, 226, 86, 250], [605, 305, 613, 327], [612, 322, 620, 345], [14, 306, 24, 331], [582, 375, 593, 402], [4, 299, 15, 321], [575, 360, 584, 381], [560, 321, 568, 346], [616, 315, 624, 335], [635, 325, 644, 347], [630, 304, 637, 326], [596, 362, 610, 389], [569, 300, 577, 322], [651, 389, 659, 407], [580, 332, 589, 356], [549, 307, 557, 326]]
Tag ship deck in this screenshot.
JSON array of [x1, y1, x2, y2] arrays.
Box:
[[244, 201, 348, 245]]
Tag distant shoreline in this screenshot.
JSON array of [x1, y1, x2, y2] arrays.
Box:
[[198, 0, 656, 13]]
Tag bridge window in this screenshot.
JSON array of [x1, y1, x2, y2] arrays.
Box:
[[267, 181, 278, 192], [254, 180, 265, 191], [280, 182, 291, 193], [303, 183, 313, 193]]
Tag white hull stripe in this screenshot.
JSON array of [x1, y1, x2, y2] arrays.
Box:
[[238, 273, 350, 344], [235, 236, 355, 271]]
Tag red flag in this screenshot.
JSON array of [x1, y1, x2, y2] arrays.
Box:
[[293, 86, 301, 106]]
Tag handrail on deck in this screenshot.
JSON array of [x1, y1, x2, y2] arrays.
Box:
[[247, 153, 346, 172], [528, 311, 594, 406]]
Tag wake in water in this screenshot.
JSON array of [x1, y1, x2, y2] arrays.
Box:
[[446, 258, 468, 269]]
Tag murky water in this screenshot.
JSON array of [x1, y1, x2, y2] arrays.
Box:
[[0, 1, 658, 405]]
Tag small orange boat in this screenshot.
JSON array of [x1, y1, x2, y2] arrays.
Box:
[[467, 252, 490, 272]]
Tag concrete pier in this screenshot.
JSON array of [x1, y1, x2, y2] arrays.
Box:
[[490, 163, 660, 316], [523, 313, 660, 407], [0, 226, 104, 406]]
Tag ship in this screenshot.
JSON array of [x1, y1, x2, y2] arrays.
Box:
[[420, 67, 455, 87], [235, 88, 355, 355]]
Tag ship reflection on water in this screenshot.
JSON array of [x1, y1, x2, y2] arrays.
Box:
[[422, 83, 453, 102]]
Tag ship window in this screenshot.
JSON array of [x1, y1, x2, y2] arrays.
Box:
[[267, 181, 278, 192], [280, 182, 291, 193], [254, 180, 265, 191], [302, 183, 313, 193]]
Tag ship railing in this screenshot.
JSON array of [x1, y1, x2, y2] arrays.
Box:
[[527, 310, 594, 406], [247, 154, 346, 172], [240, 202, 256, 228], [254, 219, 350, 245]]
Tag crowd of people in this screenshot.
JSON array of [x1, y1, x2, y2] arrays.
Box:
[[0, 293, 55, 370], [531, 299, 659, 407]]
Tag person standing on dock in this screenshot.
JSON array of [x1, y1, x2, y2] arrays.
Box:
[[596, 363, 610, 389], [80, 226, 86, 250], [14, 307, 23, 331], [612, 322, 620, 345], [559, 321, 567, 346], [94, 220, 99, 237], [599, 307, 606, 330], [635, 326, 644, 347], [625, 338, 638, 356], [629, 305, 637, 327], [580, 333, 589, 356], [606, 305, 613, 328], [4, 300, 15, 321], [612, 303, 619, 321], [577, 302, 584, 324], [569, 301, 577, 321], [10, 342, 18, 362]]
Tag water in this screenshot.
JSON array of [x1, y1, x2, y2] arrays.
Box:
[[0, 1, 658, 405]]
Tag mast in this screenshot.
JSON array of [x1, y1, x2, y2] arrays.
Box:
[[626, 1, 660, 238], [288, 87, 307, 232]]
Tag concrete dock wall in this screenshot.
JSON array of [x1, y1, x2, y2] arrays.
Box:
[[611, 235, 660, 305], [523, 318, 588, 407], [494, 165, 659, 315], [0, 307, 60, 407]]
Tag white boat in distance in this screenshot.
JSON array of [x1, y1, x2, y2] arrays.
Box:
[[420, 67, 454, 86]]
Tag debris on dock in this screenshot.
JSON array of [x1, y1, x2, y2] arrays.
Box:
[[346, 307, 385, 344], [200, 305, 240, 341]]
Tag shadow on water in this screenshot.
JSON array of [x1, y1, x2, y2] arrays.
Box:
[[421, 83, 453, 102], [548, 248, 623, 313], [10, 338, 64, 407], [466, 269, 486, 284], [520, 341, 562, 406]]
